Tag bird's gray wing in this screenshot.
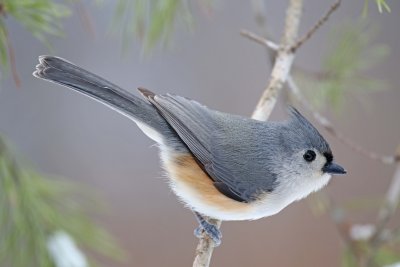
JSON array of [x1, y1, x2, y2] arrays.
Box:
[[139, 88, 278, 202]]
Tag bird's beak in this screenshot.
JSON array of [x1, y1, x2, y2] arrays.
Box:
[[322, 162, 346, 175]]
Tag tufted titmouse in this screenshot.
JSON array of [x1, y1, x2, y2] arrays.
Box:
[[33, 56, 346, 245]]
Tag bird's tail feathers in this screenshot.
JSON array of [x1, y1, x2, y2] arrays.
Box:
[[33, 56, 169, 143]]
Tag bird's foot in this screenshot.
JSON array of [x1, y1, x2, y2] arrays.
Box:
[[193, 212, 222, 246]]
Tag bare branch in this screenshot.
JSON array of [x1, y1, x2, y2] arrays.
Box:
[[287, 77, 398, 165], [368, 159, 400, 248], [240, 29, 278, 50], [252, 0, 303, 121], [291, 0, 341, 52]]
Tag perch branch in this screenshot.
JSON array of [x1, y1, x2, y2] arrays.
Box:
[[252, 0, 303, 121], [193, 0, 304, 266], [192, 219, 221, 267]]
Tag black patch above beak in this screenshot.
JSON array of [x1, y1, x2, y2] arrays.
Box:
[[322, 162, 346, 175]]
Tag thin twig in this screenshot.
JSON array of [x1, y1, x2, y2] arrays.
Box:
[[291, 0, 341, 52], [293, 66, 335, 81], [240, 29, 279, 50], [193, 1, 305, 266]]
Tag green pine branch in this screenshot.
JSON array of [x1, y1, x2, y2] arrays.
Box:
[[0, 136, 123, 267], [363, 0, 392, 16], [0, 0, 71, 86], [112, 0, 195, 53], [295, 20, 389, 111]]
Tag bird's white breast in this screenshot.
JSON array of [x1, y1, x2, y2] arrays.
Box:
[[249, 172, 332, 220]]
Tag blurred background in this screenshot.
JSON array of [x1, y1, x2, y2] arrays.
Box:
[[0, 0, 399, 266]]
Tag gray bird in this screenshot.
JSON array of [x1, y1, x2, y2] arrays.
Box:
[[33, 56, 346, 245]]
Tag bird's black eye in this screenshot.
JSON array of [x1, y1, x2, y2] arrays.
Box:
[[303, 150, 316, 162]]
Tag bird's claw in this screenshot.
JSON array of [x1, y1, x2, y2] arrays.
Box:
[[194, 222, 222, 246]]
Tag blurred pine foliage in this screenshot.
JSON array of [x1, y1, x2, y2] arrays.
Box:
[[112, 0, 196, 53], [0, 0, 70, 72], [0, 136, 123, 266], [294, 21, 389, 111]]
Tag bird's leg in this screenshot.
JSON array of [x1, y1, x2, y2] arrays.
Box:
[[193, 211, 222, 246]]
